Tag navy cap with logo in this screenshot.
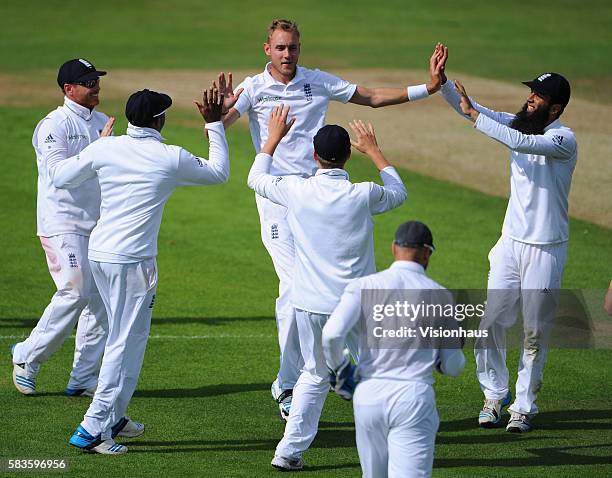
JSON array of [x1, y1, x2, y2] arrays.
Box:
[[394, 221, 435, 251], [313, 125, 351, 163], [522, 72, 571, 108], [125, 89, 173, 127], [57, 58, 107, 88]]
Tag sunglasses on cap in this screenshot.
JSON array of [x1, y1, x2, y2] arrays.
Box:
[[73, 78, 99, 89], [394, 241, 435, 253]]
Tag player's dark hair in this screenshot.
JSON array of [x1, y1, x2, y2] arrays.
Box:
[[267, 19, 300, 42]]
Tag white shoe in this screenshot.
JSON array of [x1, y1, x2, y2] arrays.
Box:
[[12, 362, 36, 395], [271, 455, 304, 471], [478, 391, 512, 428], [117, 418, 145, 438], [506, 411, 533, 433], [92, 439, 128, 455]]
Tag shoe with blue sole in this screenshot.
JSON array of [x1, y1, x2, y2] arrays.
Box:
[[69, 425, 103, 450], [479, 391, 512, 428], [69, 425, 127, 454], [64, 386, 96, 397]]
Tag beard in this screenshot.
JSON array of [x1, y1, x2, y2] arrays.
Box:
[[509, 102, 551, 135]]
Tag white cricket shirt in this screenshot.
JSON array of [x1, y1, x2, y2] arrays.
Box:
[[248, 153, 407, 314], [235, 64, 357, 177], [52, 122, 229, 263], [441, 81, 577, 244], [323, 261, 466, 383], [33, 97, 109, 237]]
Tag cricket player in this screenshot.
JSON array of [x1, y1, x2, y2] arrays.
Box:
[[221, 19, 448, 419], [247, 105, 407, 470], [53, 86, 229, 454], [440, 68, 577, 432], [322, 221, 465, 478], [11, 59, 114, 397]]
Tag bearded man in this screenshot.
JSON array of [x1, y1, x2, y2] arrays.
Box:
[[440, 68, 576, 433]]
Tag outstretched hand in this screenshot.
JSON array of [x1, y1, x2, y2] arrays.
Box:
[[100, 117, 115, 137], [454, 80, 478, 120], [427, 43, 448, 94], [349, 120, 379, 155], [349, 120, 391, 171], [194, 84, 224, 123], [218, 72, 244, 114], [261, 105, 295, 155]]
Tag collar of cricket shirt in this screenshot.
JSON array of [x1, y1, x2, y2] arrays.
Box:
[[264, 62, 306, 87], [390, 261, 426, 275], [314, 168, 349, 180], [126, 123, 165, 142], [63, 96, 94, 121], [544, 118, 562, 132]]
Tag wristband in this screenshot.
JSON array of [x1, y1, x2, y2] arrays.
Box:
[[407, 84, 429, 102]]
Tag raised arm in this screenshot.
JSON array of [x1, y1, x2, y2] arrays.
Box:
[[349, 120, 407, 214], [440, 74, 515, 125], [178, 85, 229, 185], [246, 105, 297, 206], [217, 72, 244, 129], [348, 43, 448, 108], [453, 80, 576, 158]]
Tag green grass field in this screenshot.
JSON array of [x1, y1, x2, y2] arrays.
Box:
[[1, 1, 611, 477]]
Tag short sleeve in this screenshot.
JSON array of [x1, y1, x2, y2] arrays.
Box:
[[316, 70, 357, 103], [233, 77, 253, 115]]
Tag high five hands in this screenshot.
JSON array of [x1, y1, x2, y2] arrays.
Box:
[[194, 83, 224, 123], [454, 80, 479, 121], [426, 42, 449, 94]]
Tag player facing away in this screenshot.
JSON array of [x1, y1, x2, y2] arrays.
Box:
[[220, 18, 448, 419], [52, 86, 230, 454], [247, 105, 407, 471], [323, 221, 465, 478], [11, 59, 115, 397], [440, 66, 577, 432]]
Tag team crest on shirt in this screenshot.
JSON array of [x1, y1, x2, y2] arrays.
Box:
[[303, 83, 312, 101], [271, 223, 279, 240], [68, 253, 78, 268]]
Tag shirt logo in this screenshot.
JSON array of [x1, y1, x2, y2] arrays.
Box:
[[552, 135, 564, 145], [537, 73, 552, 82], [271, 223, 279, 240], [68, 253, 78, 268], [256, 95, 282, 104], [196, 158, 204, 167], [68, 134, 88, 141], [304, 83, 312, 101], [44, 134, 56, 144], [273, 176, 283, 185]]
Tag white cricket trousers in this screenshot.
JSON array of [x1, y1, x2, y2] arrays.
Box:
[[12, 234, 107, 389], [82, 259, 157, 439], [256, 194, 302, 391], [353, 379, 439, 478], [475, 235, 567, 416], [276, 309, 330, 459]]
